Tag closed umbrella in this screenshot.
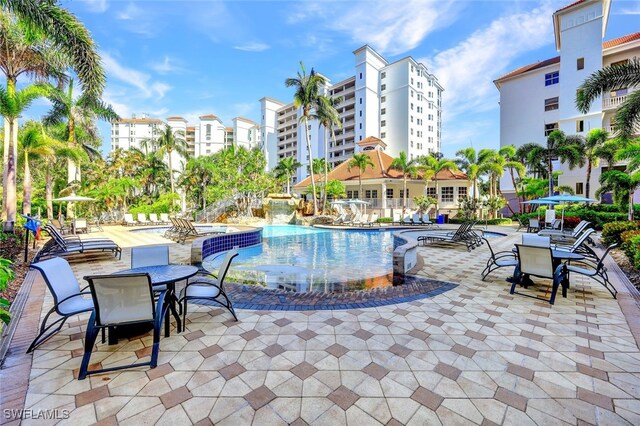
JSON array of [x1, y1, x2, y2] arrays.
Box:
[[538, 195, 596, 230], [53, 194, 96, 223]]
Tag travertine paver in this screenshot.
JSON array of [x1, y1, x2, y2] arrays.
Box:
[[1, 224, 640, 425]]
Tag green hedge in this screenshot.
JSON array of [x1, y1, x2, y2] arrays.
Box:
[[514, 209, 627, 229], [448, 218, 512, 225], [602, 221, 640, 246], [377, 217, 393, 223]]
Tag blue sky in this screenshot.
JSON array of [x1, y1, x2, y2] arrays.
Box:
[[28, 0, 640, 157]]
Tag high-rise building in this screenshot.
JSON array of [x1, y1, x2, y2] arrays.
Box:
[[494, 0, 640, 205], [260, 45, 444, 183]]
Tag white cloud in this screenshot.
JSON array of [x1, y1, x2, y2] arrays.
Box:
[[618, 3, 640, 15], [425, 1, 555, 120], [101, 52, 171, 99], [116, 2, 158, 36], [231, 102, 257, 118], [150, 56, 187, 75], [290, 0, 463, 56], [82, 0, 108, 13], [233, 42, 270, 52], [103, 91, 132, 119]]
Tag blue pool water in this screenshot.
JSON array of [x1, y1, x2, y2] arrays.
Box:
[[203, 225, 396, 292]]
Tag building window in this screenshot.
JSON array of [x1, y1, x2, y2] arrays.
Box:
[[577, 57, 584, 70], [576, 182, 584, 195], [610, 88, 628, 97], [458, 187, 467, 199], [545, 122, 558, 136], [381, 84, 386, 91], [441, 187, 454, 202], [359, 123, 362, 129], [425, 187, 436, 197], [359, 111, 362, 117], [206, 124, 211, 137], [411, 78, 414, 85], [381, 120, 386, 127], [381, 132, 386, 138], [544, 97, 559, 111], [611, 59, 629, 67], [386, 188, 393, 198], [410, 103, 414, 110], [545, 71, 559, 86], [359, 98, 362, 104], [347, 190, 358, 199], [381, 96, 386, 103], [381, 71, 386, 79], [359, 72, 362, 79], [399, 189, 409, 199], [381, 108, 386, 115], [576, 120, 584, 132]]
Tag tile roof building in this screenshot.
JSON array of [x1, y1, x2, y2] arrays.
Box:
[[261, 45, 444, 185], [494, 0, 639, 209]]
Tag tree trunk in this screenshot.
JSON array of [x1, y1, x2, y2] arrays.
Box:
[[46, 162, 54, 220], [509, 169, 521, 213], [403, 175, 407, 214], [358, 173, 363, 200], [629, 190, 634, 221], [585, 159, 592, 200], [304, 115, 318, 215], [2, 116, 9, 222], [435, 179, 440, 217], [548, 155, 554, 199], [4, 117, 17, 228], [23, 151, 32, 215], [286, 171, 291, 194], [168, 148, 175, 194]]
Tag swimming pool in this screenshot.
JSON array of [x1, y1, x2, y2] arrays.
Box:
[[130, 225, 228, 234], [202, 225, 396, 293]]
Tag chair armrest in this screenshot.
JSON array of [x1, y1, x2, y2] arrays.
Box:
[[56, 291, 93, 305], [154, 290, 168, 328]]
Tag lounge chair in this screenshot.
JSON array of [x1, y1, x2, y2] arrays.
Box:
[[78, 273, 169, 379], [392, 211, 402, 225], [73, 218, 89, 234], [179, 247, 239, 322], [149, 213, 161, 225], [481, 237, 519, 281], [51, 218, 69, 234], [422, 214, 435, 227], [515, 217, 528, 232], [417, 221, 480, 251], [510, 244, 567, 305], [352, 213, 369, 227], [364, 212, 379, 227], [123, 213, 137, 226], [34, 224, 122, 262], [565, 244, 618, 299], [401, 214, 413, 226], [137, 213, 151, 225], [553, 228, 597, 260], [27, 257, 95, 353], [527, 218, 540, 233], [539, 220, 590, 237], [159, 213, 170, 224]]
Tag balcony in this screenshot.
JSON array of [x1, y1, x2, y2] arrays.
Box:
[[602, 95, 628, 110]]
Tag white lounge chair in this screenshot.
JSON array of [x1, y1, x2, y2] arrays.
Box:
[[123, 213, 137, 226], [148, 213, 161, 225], [137, 213, 151, 225], [159, 213, 170, 224]]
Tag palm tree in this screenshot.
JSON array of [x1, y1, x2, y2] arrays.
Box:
[[455, 147, 494, 201], [516, 143, 548, 179], [597, 170, 640, 220], [389, 151, 418, 214], [0, 83, 50, 225], [499, 145, 526, 213], [44, 79, 118, 184], [577, 58, 640, 139], [285, 62, 327, 215], [1, 0, 105, 99], [18, 122, 54, 215], [143, 124, 188, 195], [526, 130, 585, 197], [347, 153, 374, 200], [583, 128, 609, 199], [313, 94, 342, 209], [418, 155, 458, 217], [274, 156, 302, 194]]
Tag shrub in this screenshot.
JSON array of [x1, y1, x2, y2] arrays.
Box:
[[621, 230, 640, 258], [563, 216, 581, 229], [602, 221, 640, 246], [377, 217, 393, 223], [0, 258, 12, 324], [449, 218, 512, 225]]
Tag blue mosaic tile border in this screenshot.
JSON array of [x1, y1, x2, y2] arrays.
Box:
[[201, 229, 263, 259]]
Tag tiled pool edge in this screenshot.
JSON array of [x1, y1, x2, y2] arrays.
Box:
[[191, 227, 263, 267], [392, 230, 419, 285]]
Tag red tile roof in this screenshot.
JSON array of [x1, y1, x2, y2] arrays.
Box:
[[294, 149, 466, 189], [166, 116, 186, 121], [603, 32, 640, 49], [496, 31, 640, 84], [555, 0, 587, 13], [199, 114, 219, 120], [114, 118, 163, 124]]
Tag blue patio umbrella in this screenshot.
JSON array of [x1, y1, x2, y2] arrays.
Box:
[[522, 199, 559, 221], [538, 195, 596, 230]]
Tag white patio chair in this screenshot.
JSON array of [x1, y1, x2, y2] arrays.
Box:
[[159, 213, 170, 224], [78, 273, 169, 379], [137, 213, 150, 225], [179, 247, 239, 321], [148, 213, 161, 224], [73, 218, 89, 234], [511, 244, 566, 305], [522, 234, 550, 247], [28, 257, 95, 353], [527, 218, 540, 233], [123, 213, 136, 226], [131, 245, 170, 292]]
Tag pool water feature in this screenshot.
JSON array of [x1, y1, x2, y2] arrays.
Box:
[[202, 225, 395, 293]]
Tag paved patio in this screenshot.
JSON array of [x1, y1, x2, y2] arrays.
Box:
[[1, 225, 640, 425]]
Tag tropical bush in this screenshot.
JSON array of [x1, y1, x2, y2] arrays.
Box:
[[602, 221, 640, 246], [414, 195, 437, 215], [377, 217, 393, 223], [0, 258, 13, 324], [129, 193, 180, 215], [449, 217, 512, 225], [457, 196, 481, 220]]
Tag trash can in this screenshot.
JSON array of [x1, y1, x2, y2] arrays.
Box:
[[437, 215, 444, 224]]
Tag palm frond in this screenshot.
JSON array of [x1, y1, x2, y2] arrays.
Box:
[[576, 58, 640, 113]]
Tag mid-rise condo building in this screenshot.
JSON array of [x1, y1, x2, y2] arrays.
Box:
[[261, 45, 444, 183], [494, 0, 639, 206]]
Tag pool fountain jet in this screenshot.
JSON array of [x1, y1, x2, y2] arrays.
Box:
[[263, 193, 301, 224]]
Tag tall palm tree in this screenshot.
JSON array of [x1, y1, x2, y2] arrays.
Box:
[[0, 83, 50, 225], [285, 62, 327, 215], [274, 156, 302, 194], [526, 130, 585, 197], [418, 155, 458, 217], [455, 147, 494, 201], [577, 58, 640, 139], [389, 151, 418, 214], [347, 153, 374, 200], [583, 128, 609, 199], [313, 94, 342, 209], [44, 79, 118, 184], [144, 124, 188, 195], [1, 0, 105, 99], [597, 170, 640, 220], [516, 143, 548, 179], [499, 145, 526, 213], [18, 121, 54, 215]]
